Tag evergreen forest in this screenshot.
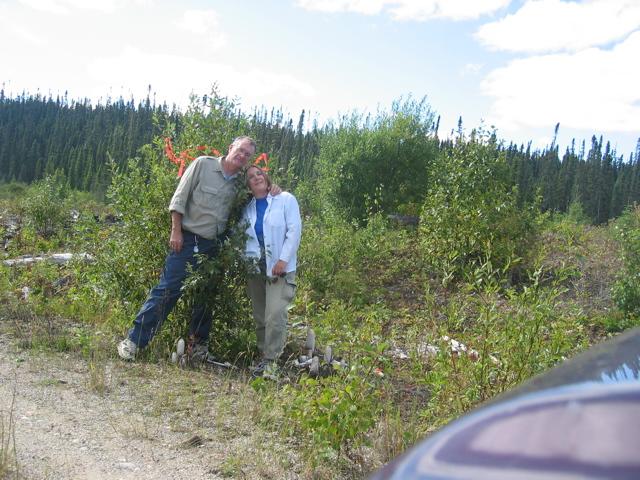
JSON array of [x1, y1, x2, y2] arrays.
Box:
[[1, 89, 639, 224]]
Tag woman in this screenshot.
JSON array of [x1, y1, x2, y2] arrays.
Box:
[[242, 165, 302, 379]]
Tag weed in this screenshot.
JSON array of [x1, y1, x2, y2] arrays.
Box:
[[87, 356, 110, 396], [0, 386, 20, 479], [107, 413, 158, 441], [218, 455, 243, 478], [372, 405, 420, 464]]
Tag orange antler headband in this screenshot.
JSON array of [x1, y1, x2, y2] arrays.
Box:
[[164, 137, 221, 177], [165, 137, 268, 177], [253, 152, 270, 171]]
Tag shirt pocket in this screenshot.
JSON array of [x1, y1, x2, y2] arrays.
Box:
[[267, 203, 286, 227], [193, 184, 219, 208]]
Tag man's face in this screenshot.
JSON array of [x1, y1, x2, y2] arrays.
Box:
[[226, 139, 256, 172]]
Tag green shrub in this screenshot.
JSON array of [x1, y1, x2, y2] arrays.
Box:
[[22, 172, 70, 239], [420, 133, 539, 282], [283, 371, 382, 457], [89, 143, 176, 309], [0, 181, 27, 201], [422, 262, 587, 430], [612, 205, 640, 319], [272, 336, 387, 465], [297, 212, 399, 307], [316, 97, 438, 222]]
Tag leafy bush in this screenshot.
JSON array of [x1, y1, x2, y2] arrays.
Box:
[[612, 205, 640, 319], [22, 172, 70, 239], [275, 341, 387, 463], [316, 97, 438, 222], [0, 181, 27, 201], [297, 212, 399, 307], [420, 132, 539, 282], [422, 262, 587, 430]]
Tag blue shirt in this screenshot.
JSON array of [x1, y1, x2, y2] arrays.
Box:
[[254, 197, 268, 249]]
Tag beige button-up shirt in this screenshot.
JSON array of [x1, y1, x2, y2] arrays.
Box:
[[168, 156, 241, 239]]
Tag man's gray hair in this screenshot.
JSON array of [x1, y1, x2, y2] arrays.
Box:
[[232, 135, 257, 152]]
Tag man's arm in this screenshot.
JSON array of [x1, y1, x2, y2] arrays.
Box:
[[169, 211, 184, 253]]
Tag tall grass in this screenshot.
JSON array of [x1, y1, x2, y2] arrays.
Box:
[[1, 387, 19, 479]]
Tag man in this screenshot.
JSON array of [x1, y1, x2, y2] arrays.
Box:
[[117, 136, 261, 363]]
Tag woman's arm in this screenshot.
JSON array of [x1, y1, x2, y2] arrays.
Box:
[[273, 194, 302, 276]]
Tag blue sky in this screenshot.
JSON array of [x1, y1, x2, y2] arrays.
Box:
[[1, 0, 639, 157]]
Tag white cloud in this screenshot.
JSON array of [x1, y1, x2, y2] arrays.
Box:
[[391, 0, 512, 20], [176, 9, 227, 50], [460, 63, 483, 76], [18, 0, 69, 14], [476, 0, 640, 53], [481, 30, 640, 133], [0, 5, 46, 46], [18, 0, 153, 14], [295, 0, 511, 21], [85, 47, 316, 110]]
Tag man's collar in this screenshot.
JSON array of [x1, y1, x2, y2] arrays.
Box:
[[220, 156, 240, 180]]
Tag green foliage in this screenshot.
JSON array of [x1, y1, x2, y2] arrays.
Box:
[[316, 97, 437, 222], [297, 212, 399, 307], [21, 172, 70, 239], [89, 143, 176, 309], [612, 205, 640, 320], [566, 200, 590, 225], [176, 86, 249, 152], [421, 261, 587, 430], [283, 370, 382, 458], [420, 133, 539, 282], [274, 336, 388, 465], [0, 182, 27, 201]]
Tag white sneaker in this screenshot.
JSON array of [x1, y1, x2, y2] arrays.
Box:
[[117, 338, 137, 360]]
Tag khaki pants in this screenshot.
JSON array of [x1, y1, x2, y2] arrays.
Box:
[[247, 271, 296, 361]]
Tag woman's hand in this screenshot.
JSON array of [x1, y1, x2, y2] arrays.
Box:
[[272, 260, 287, 277]]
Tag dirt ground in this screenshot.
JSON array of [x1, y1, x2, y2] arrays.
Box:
[[0, 330, 305, 480]]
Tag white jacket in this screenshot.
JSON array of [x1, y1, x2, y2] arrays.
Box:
[[242, 192, 302, 275]]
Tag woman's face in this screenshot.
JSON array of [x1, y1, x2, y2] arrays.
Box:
[[247, 166, 269, 196]]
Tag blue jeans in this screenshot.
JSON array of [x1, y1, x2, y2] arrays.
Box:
[[127, 231, 220, 348]]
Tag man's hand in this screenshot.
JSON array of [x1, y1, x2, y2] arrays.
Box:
[[272, 260, 287, 277], [169, 228, 183, 253], [170, 211, 184, 252], [269, 183, 282, 196]]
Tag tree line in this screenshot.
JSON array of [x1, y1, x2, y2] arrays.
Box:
[[1, 90, 639, 224]]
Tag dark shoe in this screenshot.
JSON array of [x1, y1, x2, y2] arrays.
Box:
[[262, 361, 280, 381], [252, 359, 278, 380], [251, 359, 270, 378]]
